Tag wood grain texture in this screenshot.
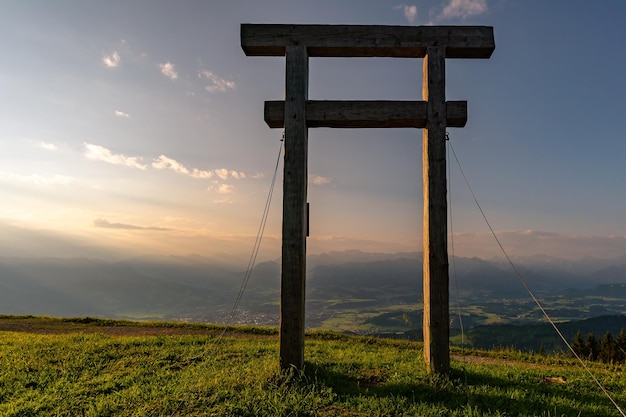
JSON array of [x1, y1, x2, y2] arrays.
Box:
[[280, 45, 308, 370], [264, 100, 467, 128], [241, 24, 495, 59], [422, 46, 450, 375], [242, 22, 495, 374]]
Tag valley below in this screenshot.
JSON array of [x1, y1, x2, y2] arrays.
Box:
[[2, 250, 626, 353]]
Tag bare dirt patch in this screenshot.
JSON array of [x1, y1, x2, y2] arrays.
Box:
[[0, 318, 215, 336], [0, 316, 279, 339]]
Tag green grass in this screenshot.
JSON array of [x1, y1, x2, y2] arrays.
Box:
[[1, 317, 625, 416]]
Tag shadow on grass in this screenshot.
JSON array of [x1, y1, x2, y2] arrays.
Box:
[[299, 362, 615, 416], [454, 367, 618, 416]]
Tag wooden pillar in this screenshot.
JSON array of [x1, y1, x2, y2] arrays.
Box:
[[242, 24, 494, 373], [280, 45, 308, 370], [422, 46, 450, 375]]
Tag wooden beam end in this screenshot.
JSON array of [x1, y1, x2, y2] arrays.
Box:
[[446, 101, 467, 127], [265, 101, 285, 128]]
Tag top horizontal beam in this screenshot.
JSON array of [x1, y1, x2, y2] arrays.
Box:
[[241, 24, 494, 59]]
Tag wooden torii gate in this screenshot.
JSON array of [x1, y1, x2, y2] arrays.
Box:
[[241, 24, 495, 374]]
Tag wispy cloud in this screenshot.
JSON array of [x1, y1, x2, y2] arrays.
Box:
[[152, 155, 247, 181], [102, 51, 120, 68], [114, 110, 130, 118], [198, 70, 236, 93], [190, 168, 214, 179], [452, 230, 626, 260], [394, 4, 418, 23], [159, 61, 178, 80], [152, 155, 190, 175], [214, 168, 246, 180], [310, 175, 332, 186], [210, 183, 234, 194], [0, 171, 72, 185], [440, 0, 487, 19], [84, 143, 147, 170], [208, 183, 235, 204], [213, 197, 233, 204], [94, 218, 170, 231], [196, 168, 239, 180], [35, 141, 58, 151]]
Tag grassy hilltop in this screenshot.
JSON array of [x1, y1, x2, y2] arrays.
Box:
[[0, 316, 624, 416]]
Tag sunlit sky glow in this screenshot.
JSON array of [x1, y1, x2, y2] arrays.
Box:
[[2, 1, 626, 263]]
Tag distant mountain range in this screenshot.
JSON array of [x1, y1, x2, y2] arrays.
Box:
[[1, 251, 625, 328]]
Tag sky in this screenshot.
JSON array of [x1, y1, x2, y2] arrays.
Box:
[[1, 0, 626, 263]]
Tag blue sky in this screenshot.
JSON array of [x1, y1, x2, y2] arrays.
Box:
[[1, 1, 626, 262]]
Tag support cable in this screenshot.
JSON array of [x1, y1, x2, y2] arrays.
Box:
[[447, 135, 625, 417], [216, 132, 284, 343], [446, 135, 469, 399], [223, 132, 283, 331], [447, 135, 465, 352], [187, 133, 284, 361], [168, 133, 284, 416]]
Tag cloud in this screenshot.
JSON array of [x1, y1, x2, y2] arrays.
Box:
[[94, 218, 170, 231], [310, 175, 332, 186], [102, 51, 120, 68], [206, 182, 236, 203], [159, 62, 178, 80], [152, 155, 190, 175], [190, 168, 246, 180], [451, 230, 626, 260], [0, 171, 72, 185], [114, 110, 130, 118], [35, 142, 58, 151], [198, 70, 237, 93], [216, 184, 234, 194], [191, 168, 214, 179], [440, 0, 487, 19], [84, 143, 147, 170], [214, 168, 246, 180], [151, 155, 247, 180], [214, 168, 230, 180], [209, 182, 234, 194], [394, 4, 418, 23]]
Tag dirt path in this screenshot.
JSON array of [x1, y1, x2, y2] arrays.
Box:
[[0, 317, 557, 371], [1, 320, 209, 336], [0, 317, 253, 337]]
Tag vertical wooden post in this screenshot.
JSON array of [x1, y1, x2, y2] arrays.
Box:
[[242, 24, 494, 373], [422, 46, 450, 375], [280, 45, 308, 370]]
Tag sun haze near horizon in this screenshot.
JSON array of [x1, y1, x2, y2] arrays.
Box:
[[2, 1, 626, 264]]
